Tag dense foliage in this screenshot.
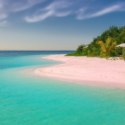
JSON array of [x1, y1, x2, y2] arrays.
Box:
[[66, 26, 125, 58]]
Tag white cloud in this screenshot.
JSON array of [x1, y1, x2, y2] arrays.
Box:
[[45, 0, 72, 10], [0, 0, 45, 21], [11, 0, 45, 12], [0, 0, 124, 23], [25, 0, 125, 22], [25, 10, 71, 22], [77, 4, 124, 20], [25, 10, 54, 22], [25, 0, 72, 22], [90, 5, 120, 17]]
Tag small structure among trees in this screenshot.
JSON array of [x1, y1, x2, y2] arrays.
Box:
[[116, 43, 125, 47], [116, 43, 125, 60]]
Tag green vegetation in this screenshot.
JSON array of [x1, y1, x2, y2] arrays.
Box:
[[122, 48, 125, 61], [66, 26, 125, 59]]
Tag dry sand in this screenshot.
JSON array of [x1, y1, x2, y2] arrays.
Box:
[[35, 54, 125, 88]]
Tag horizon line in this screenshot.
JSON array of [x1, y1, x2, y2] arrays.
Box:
[[0, 50, 76, 51]]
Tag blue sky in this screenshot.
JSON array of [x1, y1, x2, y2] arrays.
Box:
[[0, 0, 125, 50]]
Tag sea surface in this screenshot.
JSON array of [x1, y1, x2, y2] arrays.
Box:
[[0, 51, 125, 125]]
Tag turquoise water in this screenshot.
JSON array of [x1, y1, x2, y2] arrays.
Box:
[[0, 51, 125, 125]]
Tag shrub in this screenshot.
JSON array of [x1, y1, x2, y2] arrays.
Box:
[[76, 45, 84, 54], [66, 53, 76, 56]]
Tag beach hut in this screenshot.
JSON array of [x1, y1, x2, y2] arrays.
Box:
[[116, 43, 125, 61], [116, 43, 125, 47]]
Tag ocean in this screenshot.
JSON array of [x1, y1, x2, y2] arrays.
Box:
[[0, 51, 125, 125]]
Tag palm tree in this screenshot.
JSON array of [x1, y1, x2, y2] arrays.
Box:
[[97, 36, 117, 56]]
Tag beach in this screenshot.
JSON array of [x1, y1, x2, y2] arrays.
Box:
[[35, 54, 125, 88], [1, 51, 125, 125]]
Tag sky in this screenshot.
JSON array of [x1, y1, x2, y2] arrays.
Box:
[[0, 0, 125, 50]]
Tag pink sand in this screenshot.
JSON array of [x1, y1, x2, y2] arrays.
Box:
[[35, 54, 125, 88]]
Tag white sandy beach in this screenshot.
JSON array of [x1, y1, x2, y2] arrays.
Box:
[[35, 54, 125, 88]]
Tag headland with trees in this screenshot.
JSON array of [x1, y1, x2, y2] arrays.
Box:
[[67, 26, 125, 60]]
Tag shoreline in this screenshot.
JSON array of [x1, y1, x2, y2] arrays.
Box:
[[35, 54, 125, 89]]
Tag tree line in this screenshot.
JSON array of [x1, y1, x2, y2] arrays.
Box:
[[67, 26, 125, 59]]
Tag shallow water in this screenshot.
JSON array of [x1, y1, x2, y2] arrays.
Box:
[[0, 51, 125, 125]]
